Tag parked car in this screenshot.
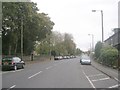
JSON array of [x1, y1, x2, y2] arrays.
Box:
[[54, 56, 60, 60], [2, 57, 25, 70], [54, 56, 63, 60], [63, 56, 67, 59], [80, 56, 91, 65], [66, 56, 70, 59], [59, 56, 63, 60]]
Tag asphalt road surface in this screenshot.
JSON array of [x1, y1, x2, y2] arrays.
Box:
[[2, 56, 119, 89]]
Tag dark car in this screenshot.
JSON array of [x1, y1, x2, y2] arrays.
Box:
[[54, 56, 60, 60], [54, 56, 63, 60], [2, 57, 25, 70], [80, 56, 91, 65]]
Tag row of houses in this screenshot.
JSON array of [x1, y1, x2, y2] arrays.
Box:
[[104, 28, 120, 53]]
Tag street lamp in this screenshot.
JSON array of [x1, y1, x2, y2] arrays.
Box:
[[88, 34, 94, 52], [92, 10, 104, 43]]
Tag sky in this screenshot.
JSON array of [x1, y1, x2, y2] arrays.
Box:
[[32, 0, 119, 51]]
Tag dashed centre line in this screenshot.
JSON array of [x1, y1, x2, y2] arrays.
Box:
[[46, 66, 53, 69], [10, 85, 16, 89], [7, 85, 16, 90], [28, 71, 42, 79]]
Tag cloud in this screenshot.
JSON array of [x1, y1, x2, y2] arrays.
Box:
[[32, 0, 118, 50]]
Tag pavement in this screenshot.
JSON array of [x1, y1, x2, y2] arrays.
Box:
[[1, 56, 120, 89], [91, 59, 119, 83]]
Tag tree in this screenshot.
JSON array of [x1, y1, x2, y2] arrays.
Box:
[[100, 45, 118, 66], [35, 31, 77, 56], [2, 2, 54, 55], [75, 48, 82, 55], [64, 33, 76, 55], [94, 41, 103, 59]]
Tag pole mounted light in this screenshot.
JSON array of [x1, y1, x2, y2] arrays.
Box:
[[88, 34, 94, 52], [92, 10, 96, 12], [92, 10, 104, 43]]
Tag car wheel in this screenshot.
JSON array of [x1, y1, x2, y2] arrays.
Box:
[[14, 65, 17, 70]]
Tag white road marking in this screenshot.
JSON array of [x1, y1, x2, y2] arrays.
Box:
[[82, 69, 95, 88], [114, 77, 120, 82], [92, 77, 110, 82], [109, 84, 120, 88], [1, 69, 24, 74], [10, 85, 16, 88], [88, 74, 104, 78], [28, 71, 42, 79], [7, 85, 16, 90], [46, 66, 53, 69]]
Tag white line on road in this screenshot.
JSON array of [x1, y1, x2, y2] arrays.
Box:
[[88, 74, 104, 78], [1, 69, 24, 74], [46, 66, 53, 69], [92, 77, 110, 82], [82, 69, 95, 88], [10, 85, 16, 88], [7, 85, 16, 90], [109, 84, 120, 88], [114, 77, 120, 82], [28, 71, 42, 79]]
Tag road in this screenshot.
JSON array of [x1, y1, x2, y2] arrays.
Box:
[[2, 56, 119, 89]]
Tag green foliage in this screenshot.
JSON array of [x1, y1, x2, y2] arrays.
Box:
[[99, 45, 118, 66], [75, 48, 82, 55], [35, 31, 79, 56], [2, 2, 54, 55], [95, 41, 103, 58]]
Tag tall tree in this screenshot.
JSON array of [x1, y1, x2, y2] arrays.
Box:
[[95, 41, 103, 58], [2, 2, 54, 55]]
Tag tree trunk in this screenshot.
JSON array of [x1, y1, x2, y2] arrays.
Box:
[[9, 45, 11, 55], [14, 41, 18, 55]]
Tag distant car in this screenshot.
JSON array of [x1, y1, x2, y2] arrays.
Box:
[[54, 56, 61, 60], [59, 56, 63, 60], [66, 56, 70, 59], [70, 55, 73, 58], [80, 56, 91, 65], [2, 57, 25, 70], [54, 56, 59, 60], [54, 56, 63, 60], [63, 56, 67, 59]]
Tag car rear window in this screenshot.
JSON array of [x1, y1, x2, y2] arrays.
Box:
[[82, 56, 90, 60], [2, 57, 12, 61], [13, 57, 21, 62]]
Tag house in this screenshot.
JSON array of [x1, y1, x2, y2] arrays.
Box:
[[104, 28, 120, 52]]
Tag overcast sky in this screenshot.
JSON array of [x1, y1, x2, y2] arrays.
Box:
[[32, 0, 119, 51]]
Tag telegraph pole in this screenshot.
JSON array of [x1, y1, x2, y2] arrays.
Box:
[[92, 10, 104, 43], [21, 17, 23, 60], [101, 10, 104, 42]]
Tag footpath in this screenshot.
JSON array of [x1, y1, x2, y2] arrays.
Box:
[[91, 59, 120, 84], [24, 56, 54, 65]]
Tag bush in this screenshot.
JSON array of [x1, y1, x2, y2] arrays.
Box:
[[99, 45, 118, 67], [95, 41, 103, 58]]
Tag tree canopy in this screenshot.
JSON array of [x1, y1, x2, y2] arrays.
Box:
[[35, 31, 81, 56], [2, 2, 54, 55], [94, 41, 103, 58]]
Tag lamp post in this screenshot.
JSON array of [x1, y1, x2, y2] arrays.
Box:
[[92, 10, 104, 43], [88, 34, 94, 52], [21, 15, 23, 60]]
